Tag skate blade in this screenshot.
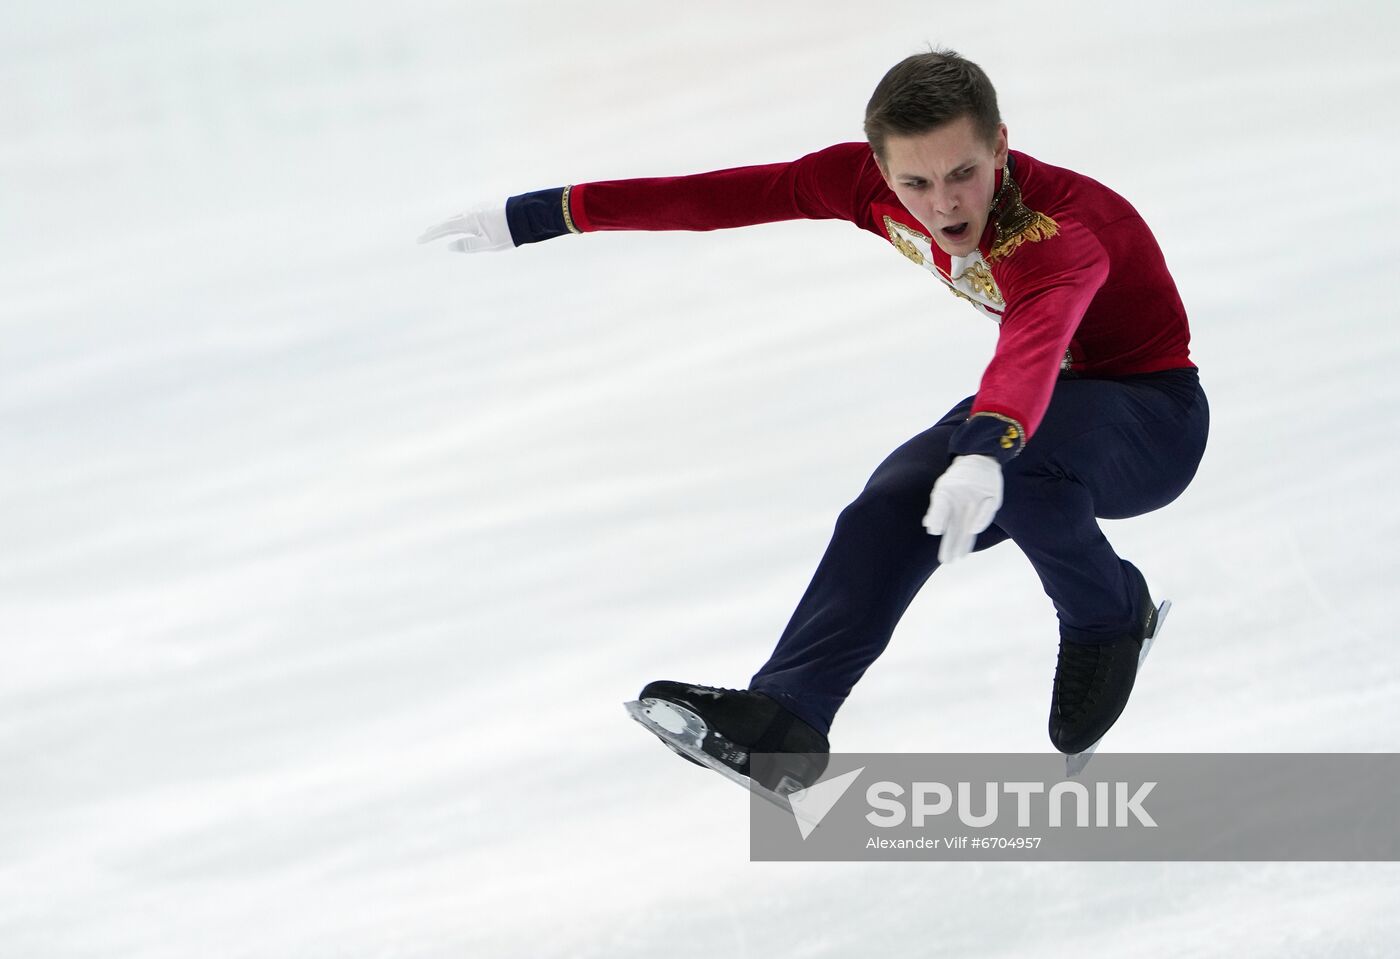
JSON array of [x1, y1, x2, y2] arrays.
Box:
[[1064, 599, 1171, 778], [624, 699, 823, 827]]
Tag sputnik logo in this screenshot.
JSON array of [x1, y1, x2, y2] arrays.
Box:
[[786, 767, 865, 840]]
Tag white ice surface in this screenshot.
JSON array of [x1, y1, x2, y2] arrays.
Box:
[[4, 1, 1400, 956]]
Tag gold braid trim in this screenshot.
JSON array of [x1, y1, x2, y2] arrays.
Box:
[[562, 185, 581, 234], [968, 411, 1025, 452], [986, 166, 1058, 263]]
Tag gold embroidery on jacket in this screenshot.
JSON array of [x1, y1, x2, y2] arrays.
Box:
[[961, 261, 1003, 305], [562, 185, 581, 234], [986, 166, 1059, 263], [885, 215, 1005, 309], [883, 215, 926, 266], [968, 411, 1027, 453]]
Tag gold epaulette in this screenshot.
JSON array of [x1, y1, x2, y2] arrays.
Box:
[[986, 164, 1058, 263]]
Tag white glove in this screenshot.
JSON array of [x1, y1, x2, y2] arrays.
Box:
[[418, 203, 515, 253], [923, 454, 1003, 565]]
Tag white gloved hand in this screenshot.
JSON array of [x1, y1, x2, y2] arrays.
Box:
[[417, 203, 515, 253], [923, 454, 1004, 565]]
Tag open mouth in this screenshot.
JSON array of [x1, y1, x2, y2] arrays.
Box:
[[942, 222, 970, 239]]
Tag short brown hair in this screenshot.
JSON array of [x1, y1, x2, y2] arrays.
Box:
[[864, 49, 1001, 166]]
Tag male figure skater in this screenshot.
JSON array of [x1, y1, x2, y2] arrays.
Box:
[[421, 49, 1209, 790]]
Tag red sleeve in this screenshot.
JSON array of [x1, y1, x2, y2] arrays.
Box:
[[569, 142, 875, 232], [974, 221, 1110, 440]]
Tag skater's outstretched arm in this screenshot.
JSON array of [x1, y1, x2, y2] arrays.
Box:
[[418, 141, 883, 253]]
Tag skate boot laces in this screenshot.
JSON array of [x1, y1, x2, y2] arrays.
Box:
[[1054, 640, 1107, 718]]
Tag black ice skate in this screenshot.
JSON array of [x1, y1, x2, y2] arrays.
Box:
[[626, 681, 829, 801], [1050, 566, 1172, 775]]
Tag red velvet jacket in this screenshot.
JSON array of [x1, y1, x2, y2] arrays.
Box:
[[568, 143, 1193, 454]]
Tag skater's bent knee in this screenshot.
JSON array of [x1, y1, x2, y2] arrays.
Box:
[[838, 481, 930, 530]]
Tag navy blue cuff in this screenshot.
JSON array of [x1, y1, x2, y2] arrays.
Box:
[[505, 187, 578, 246], [949, 413, 1026, 465]]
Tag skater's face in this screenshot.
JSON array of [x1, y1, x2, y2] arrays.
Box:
[[878, 115, 1009, 258]]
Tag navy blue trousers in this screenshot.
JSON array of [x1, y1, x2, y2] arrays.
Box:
[[749, 368, 1209, 735]]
